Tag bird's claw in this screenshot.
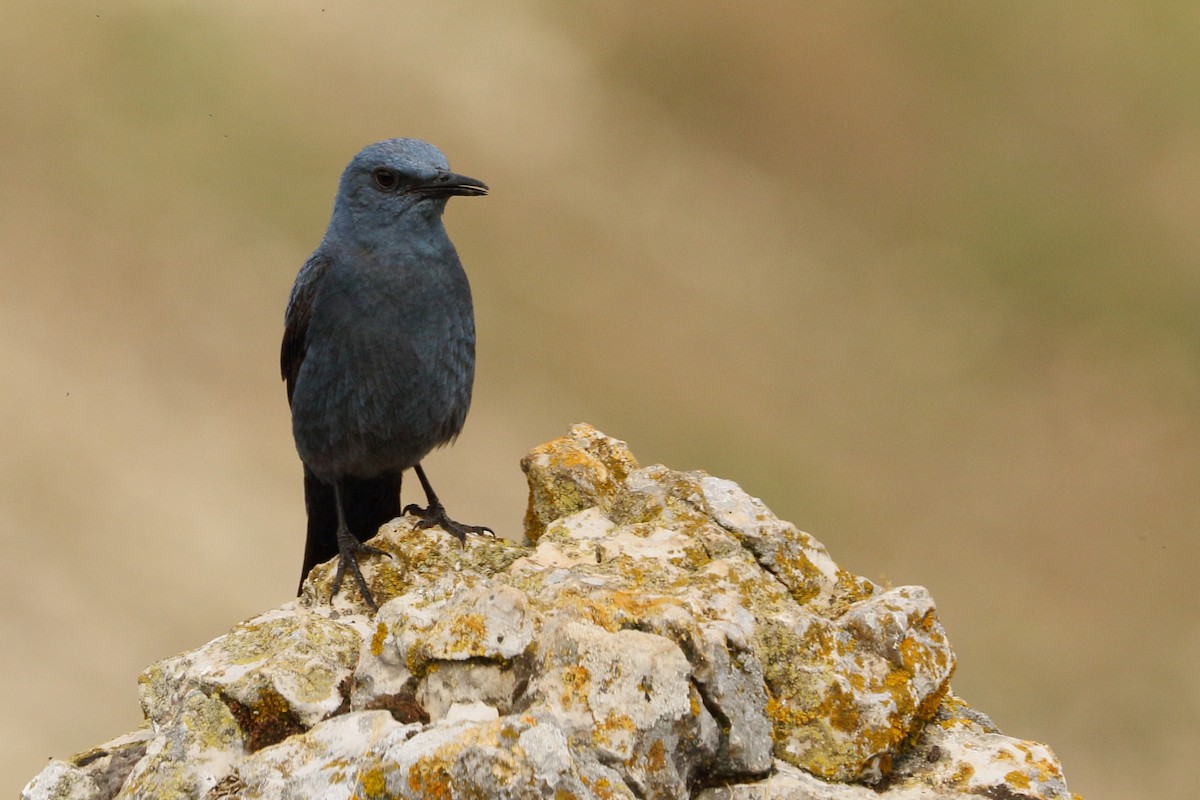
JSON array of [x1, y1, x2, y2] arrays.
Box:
[[330, 530, 391, 612], [403, 502, 495, 543]]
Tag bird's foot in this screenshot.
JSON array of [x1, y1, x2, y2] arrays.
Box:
[[403, 501, 494, 544], [330, 526, 391, 612]]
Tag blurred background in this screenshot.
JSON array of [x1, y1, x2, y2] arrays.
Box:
[[3, 2, 1197, 797]]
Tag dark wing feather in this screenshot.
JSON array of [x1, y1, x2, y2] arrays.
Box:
[[281, 252, 330, 405]]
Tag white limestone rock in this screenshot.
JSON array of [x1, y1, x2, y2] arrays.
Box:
[[20, 423, 1079, 800]]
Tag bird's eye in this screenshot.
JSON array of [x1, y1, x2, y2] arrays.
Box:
[[372, 169, 400, 191]]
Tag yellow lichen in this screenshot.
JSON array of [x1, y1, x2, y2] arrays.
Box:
[[407, 753, 453, 800], [560, 664, 592, 707], [645, 738, 667, 773], [404, 635, 429, 676], [551, 590, 621, 632], [581, 774, 617, 800], [1005, 770, 1032, 789], [823, 681, 862, 733], [592, 713, 636, 750], [358, 762, 390, 798], [370, 622, 388, 658], [947, 761, 975, 785], [447, 612, 489, 655]]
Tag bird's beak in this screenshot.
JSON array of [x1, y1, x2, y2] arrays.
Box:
[[412, 171, 489, 198]]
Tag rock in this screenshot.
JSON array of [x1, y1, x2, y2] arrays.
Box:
[[20, 423, 1080, 800], [18, 729, 152, 800]]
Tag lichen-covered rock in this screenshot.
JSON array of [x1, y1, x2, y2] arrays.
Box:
[[522, 617, 718, 796], [18, 729, 152, 800], [21, 424, 1079, 800], [520, 421, 640, 543], [695, 697, 1078, 800], [508, 427, 953, 783], [229, 711, 632, 799], [115, 690, 242, 799], [139, 608, 362, 737]]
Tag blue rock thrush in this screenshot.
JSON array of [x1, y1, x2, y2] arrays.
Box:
[[282, 138, 491, 609]]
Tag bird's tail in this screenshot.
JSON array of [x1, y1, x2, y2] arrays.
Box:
[[298, 465, 402, 594]]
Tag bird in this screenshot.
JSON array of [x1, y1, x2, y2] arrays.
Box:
[[281, 138, 491, 610]]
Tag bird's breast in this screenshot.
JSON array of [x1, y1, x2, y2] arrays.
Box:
[[290, 249, 476, 478]]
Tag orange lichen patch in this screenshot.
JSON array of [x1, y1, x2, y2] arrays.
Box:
[[326, 756, 351, 770], [607, 556, 658, 591], [407, 753, 453, 800], [765, 561, 825, 607], [604, 589, 683, 621], [580, 774, 619, 800], [446, 612, 489, 655], [948, 760, 976, 785], [1005, 770, 1033, 789], [932, 694, 992, 733], [914, 678, 952, 726], [902, 625, 952, 676], [1014, 741, 1068, 783], [824, 682, 862, 733], [561, 664, 592, 708], [541, 589, 622, 632], [769, 676, 905, 779], [828, 571, 878, 610], [592, 713, 636, 750], [797, 617, 842, 659], [573, 424, 639, 484], [645, 738, 667, 773], [897, 636, 925, 671], [764, 694, 818, 729], [882, 665, 917, 708]]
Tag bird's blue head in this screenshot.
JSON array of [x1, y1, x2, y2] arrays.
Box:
[[326, 138, 487, 246]]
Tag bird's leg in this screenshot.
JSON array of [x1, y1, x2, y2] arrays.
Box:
[[403, 464, 495, 543], [329, 480, 390, 611]]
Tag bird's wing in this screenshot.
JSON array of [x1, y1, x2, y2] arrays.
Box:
[[281, 252, 331, 406]]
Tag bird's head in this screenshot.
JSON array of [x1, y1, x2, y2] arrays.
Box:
[[328, 138, 487, 241]]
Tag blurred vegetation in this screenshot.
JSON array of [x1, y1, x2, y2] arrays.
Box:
[[3, 3, 1197, 798]]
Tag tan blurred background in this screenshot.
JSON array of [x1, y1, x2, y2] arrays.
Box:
[[3, 2, 1197, 797]]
